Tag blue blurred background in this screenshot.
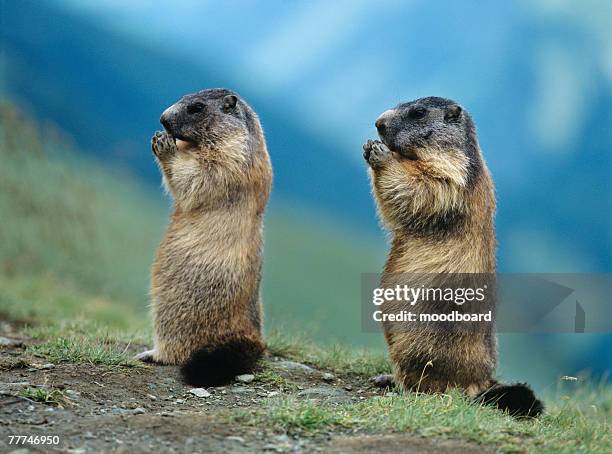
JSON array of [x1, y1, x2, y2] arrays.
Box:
[[1, 0, 610, 391]]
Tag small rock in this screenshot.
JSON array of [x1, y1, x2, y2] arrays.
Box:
[[65, 389, 80, 398], [267, 391, 280, 397], [175, 399, 185, 404], [226, 436, 245, 444], [147, 394, 158, 400], [230, 386, 254, 394], [270, 361, 314, 374], [189, 388, 211, 398], [386, 392, 398, 397], [0, 336, 24, 348], [370, 374, 395, 389], [322, 372, 335, 382], [236, 374, 255, 383], [274, 434, 290, 443], [0, 382, 30, 392], [40, 363, 55, 370], [344, 384, 353, 391], [297, 386, 350, 402], [263, 444, 284, 453], [132, 407, 146, 415]]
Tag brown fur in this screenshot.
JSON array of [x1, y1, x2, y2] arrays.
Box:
[[365, 100, 497, 397], [137, 90, 272, 369]]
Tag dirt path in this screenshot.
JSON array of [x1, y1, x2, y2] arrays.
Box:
[[0, 337, 490, 453]]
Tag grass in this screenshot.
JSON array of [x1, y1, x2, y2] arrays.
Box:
[[237, 388, 611, 453], [19, 387, 70, 408], [267, 331, 390, 377], [0, 272, 148, 366], [28, 337, 138, 366], [254, 367, 300, 391]]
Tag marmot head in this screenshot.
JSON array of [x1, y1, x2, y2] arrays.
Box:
[[160, 88, 262, 158], [375, 96, 482, 183]]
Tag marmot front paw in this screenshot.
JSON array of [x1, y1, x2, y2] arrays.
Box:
[[363, 139, 392, 168], [152, 130, 178, 159]]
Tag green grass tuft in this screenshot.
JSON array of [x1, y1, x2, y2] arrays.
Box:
[[27, 336, 139, 366], [19, 387, 70, 408]]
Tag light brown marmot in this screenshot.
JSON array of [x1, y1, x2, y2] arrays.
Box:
[[364, 96, 542, 417], [136, 88, 272, 387]]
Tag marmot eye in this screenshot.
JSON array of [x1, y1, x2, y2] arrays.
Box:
[[187, 102, 205, 114], [409, 107, 427, 119], [223, 95, 238, 111]]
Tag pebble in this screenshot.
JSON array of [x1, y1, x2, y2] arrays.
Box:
[[236, 374, 255, 383], [297, 386, 349, 400], [230, 386, 254, 394], [225, 436, 245, 444], [189, 388, 211, 398], [132, 407, 146, 415], [0, 336, 24, 347], [370, 374, 395, 388], [322, 372, 335, 382], [270, 360, 314, 374]]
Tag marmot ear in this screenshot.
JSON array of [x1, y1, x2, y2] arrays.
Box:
[[444, 105, 462, 122], [223, 95, 238, 110]]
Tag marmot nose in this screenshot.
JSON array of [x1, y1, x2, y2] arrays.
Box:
[[375, 118, 387, 132], [160, 114, 171, 132], [160, 104, 179, 133]]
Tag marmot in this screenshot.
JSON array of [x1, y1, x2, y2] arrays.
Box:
[[136, 88, 272, 387], [364, 96, 543, 417]]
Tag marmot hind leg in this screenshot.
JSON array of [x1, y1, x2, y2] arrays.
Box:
[[134, 349, 165, 364]]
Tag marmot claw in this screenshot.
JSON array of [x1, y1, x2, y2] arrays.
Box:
[[151, 130, 177, 158], [363, 139, 391, 168]]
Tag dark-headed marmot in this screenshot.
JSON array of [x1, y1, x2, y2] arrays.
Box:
[[364, 96, 543, 417], [136, 88, 272, 387]]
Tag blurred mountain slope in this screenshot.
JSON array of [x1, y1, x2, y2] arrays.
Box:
[[0, 102, 385, 345], [2, 0, 610, 271], [1, 0, 380, 234]]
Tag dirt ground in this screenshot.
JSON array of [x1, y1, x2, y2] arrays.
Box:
[[0, 335, 489, 453]]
